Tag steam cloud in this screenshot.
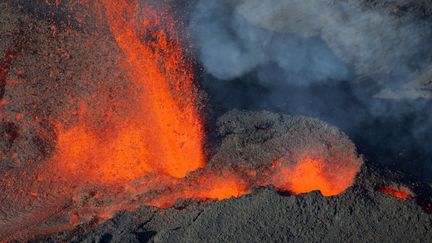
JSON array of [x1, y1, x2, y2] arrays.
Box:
[[188, 0, 432, 180]]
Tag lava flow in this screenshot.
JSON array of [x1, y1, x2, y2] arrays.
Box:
[[378, 186, 412, 200], [0, 0, 363, 240]]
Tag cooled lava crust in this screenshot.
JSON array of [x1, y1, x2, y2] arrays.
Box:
[[40, 111, 432, 243]]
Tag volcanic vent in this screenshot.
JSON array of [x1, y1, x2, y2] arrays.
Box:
[[1, 0, 432, 242]]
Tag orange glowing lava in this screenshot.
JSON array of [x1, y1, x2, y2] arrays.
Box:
[[101, 0, 205, 179], [55, 0, 205, 184], [270, 156, 360, 196], [378, 186, 412, 200], [145, 170, 251, 208]]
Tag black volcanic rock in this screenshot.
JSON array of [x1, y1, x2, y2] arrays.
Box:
[[41, 111, 432, 243]]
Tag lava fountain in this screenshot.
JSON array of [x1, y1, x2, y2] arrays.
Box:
[[56, 0, 205, 183]]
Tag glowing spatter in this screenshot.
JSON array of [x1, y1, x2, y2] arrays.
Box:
[[56, 0, 205, 183], [270, 156, 360, 196]]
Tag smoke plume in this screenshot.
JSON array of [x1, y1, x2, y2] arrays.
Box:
[[190, 0, 431, 85]]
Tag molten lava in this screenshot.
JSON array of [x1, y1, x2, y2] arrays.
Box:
[[100, 0, 205, 179], [49, 0, 254, 220], [378, 186, 412, 200], [55, 0, 205, 183], [270, 155, 360, 196], [144, 169, 251, 208]]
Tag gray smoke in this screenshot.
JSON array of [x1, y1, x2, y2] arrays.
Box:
[[190, 0, 431, 88]]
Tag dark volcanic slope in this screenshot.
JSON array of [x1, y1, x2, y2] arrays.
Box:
[[43, 111, 432, 243]]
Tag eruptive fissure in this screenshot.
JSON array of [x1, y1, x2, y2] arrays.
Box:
[[0, 0, 364, 240]]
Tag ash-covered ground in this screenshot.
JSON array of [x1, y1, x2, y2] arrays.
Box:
[[41, 111, 432, 243]]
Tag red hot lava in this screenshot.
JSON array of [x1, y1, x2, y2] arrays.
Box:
[[0, 0, 363, 240], [56, 0, 206, 184], [270, 156, 360, 196], [378, 186, 412, 200]]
